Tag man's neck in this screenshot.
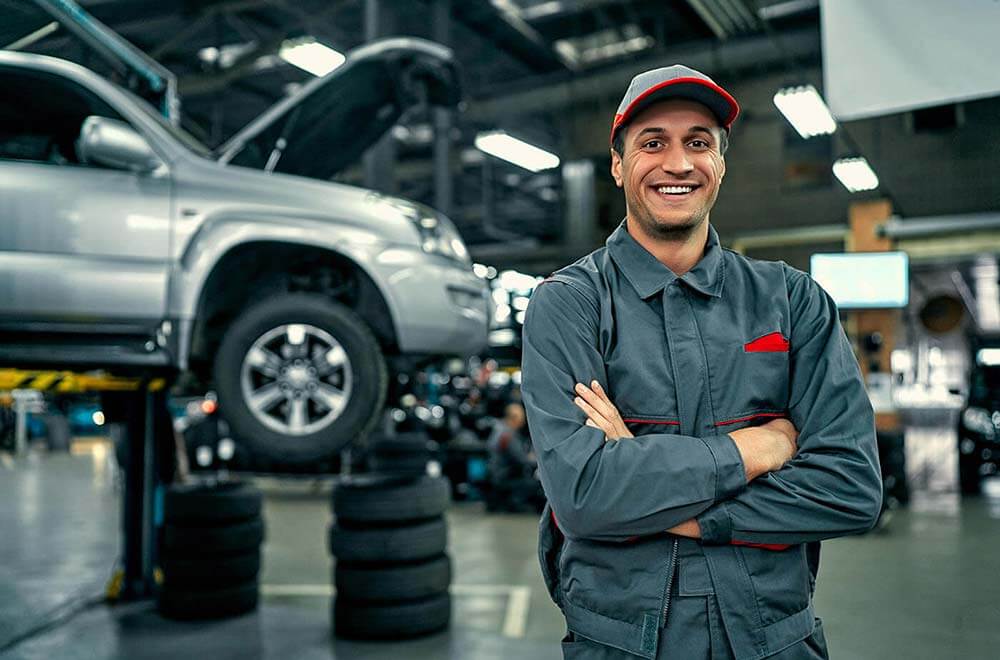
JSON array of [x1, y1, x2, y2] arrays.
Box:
[[626, 217, 710, 276]]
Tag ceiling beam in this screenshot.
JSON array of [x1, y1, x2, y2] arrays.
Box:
[[176, 0, 348, 97], [444, 0, 572, 74], [465, 25, 819, 121], [148, 0, 277, 59]]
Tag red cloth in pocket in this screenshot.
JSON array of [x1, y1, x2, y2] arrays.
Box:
[[744, 332, 789, 353]]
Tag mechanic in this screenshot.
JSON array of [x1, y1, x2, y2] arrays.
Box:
[[521, 64, 882, 659], [486, 402, 544, 512]]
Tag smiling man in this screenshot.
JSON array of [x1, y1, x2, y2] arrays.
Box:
[[521, 65, 883, 659]]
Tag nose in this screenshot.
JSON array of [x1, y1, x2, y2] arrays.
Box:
[[659, 144, 694, 176]]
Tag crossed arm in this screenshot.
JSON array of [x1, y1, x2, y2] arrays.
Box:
[[521, 271, 882, 546], [572, 379, 798, 539]]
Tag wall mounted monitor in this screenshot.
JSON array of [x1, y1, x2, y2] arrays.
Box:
[[809, 251, 909, 309]]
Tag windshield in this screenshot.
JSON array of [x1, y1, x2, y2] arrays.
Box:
[[123, 89, 213, 158]]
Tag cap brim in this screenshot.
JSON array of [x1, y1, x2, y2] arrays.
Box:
[[611, 77, 740, 143]]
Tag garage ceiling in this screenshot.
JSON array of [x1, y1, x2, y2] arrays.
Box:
[[2, 0, 998, 272]]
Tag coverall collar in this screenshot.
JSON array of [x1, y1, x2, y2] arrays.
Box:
[[607, 218, 725, 299]]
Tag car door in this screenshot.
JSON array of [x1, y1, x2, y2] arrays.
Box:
[[0, 64, 171, 340]]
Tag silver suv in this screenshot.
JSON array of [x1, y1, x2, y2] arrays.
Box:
[[0, 39, 489, 467]]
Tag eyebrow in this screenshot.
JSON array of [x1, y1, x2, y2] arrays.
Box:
[[634, 125, 716, 142]]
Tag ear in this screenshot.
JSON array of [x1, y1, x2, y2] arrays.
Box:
[[610, 148, 624, 188]]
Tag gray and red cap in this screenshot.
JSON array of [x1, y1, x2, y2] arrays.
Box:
[[611, 64, 740, 144]]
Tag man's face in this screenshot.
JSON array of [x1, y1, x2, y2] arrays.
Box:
[[611, 99, 726, 239], [505, 404, 526, 430]]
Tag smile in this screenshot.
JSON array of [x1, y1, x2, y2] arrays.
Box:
[[650, 184, 700, 197]]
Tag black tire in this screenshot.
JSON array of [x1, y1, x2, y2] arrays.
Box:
[[161, 551, 261, 587], [158, 580, 259, 620], [163, 519, 264, 556], [214, 294, 388, 467], [328, 518, 447, 563], [164, 482, 262, 524], [959, 454, 982, 495], [370, 453, 431, 475], [336, 554, 450, 603], [334, 593, 451, 640], [333, 474, 450, 523], [370, 431, 437, 455]]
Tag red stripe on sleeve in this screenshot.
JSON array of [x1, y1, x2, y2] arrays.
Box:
[[731, 540, 791, 551]]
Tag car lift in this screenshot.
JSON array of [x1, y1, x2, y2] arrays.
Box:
[[0, 0, 189, 603], [1, 368, 176, 600]]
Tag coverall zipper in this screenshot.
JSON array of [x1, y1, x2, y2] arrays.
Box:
[[660, 538, 680, 627]]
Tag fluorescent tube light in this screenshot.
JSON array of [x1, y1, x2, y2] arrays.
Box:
[[978, 348, 1000, 366], [279, 38, 345, 77], [773, 85, 837, 138], [833, 157, 879, 192], [475, 131, 560, 172]]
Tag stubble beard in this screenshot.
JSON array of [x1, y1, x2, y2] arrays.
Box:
[[626, 189, 709, 242]]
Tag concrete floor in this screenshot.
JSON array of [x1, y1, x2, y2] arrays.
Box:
[[2, 443, 1000, 659]]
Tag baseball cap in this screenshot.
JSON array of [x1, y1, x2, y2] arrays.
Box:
[[611, 64, 740, 144]]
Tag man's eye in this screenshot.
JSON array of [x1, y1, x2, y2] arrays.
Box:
[[689, 139, 709, 148], [643, 140, 663, 149]]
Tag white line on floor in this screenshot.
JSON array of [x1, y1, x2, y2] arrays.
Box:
[[501, 586, 531, 639], [261, 583, 532, 638]]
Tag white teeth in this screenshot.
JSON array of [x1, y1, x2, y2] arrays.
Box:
[[657, 185, 693, 194]]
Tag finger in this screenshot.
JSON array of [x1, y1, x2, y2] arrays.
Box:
[[591, 381, 629, 429], [574, 396, 610, 427], [612, 421, 633, 440], [585, 418, 614, 438], [591, 380, 613, 405], [575, 398, 616, 437], [575, 382, 616, 420], [589, 419, 617, 441], [590, 381, 630, 436]]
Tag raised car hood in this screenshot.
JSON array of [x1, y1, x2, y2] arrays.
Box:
[[215, 37, 460, 180]]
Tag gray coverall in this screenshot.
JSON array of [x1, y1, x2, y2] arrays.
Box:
[[521, 220, 882, 659]]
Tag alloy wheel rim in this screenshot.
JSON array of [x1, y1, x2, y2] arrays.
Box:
[[240, 323, 353, 436]]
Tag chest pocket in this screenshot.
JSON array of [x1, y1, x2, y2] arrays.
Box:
[[603, 295, 682, 426], [709, 324, 791, 426], [621, 414, 681, 438]]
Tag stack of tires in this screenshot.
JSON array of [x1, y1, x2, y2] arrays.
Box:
[[158, 481, 265, 620], [368, 431, 441, 476], [329, 474, 451, 639]]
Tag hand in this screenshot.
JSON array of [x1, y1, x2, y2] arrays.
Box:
[[667, 519, 701, 539], [573, 380, 634, 441], [763, 418, 798, 458], [727, 418, 799, 481]]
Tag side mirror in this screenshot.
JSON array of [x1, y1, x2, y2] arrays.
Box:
[[76, 116, 162, 173]]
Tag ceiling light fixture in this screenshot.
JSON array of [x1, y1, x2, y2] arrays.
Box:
[[475, 131, 560, 172], [773, 84, 837, 138], [977, 348, 1000, 366], [832, 157, 879, 192], [279, 38, 345, 77]]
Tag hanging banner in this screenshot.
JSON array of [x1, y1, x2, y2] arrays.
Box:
[[821, 0, 1000, 120]]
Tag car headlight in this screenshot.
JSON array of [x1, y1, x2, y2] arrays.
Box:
[[412, 214, 470, 265], [962, 406, 996, 440]]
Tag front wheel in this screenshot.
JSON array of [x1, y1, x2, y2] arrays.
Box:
[[214, 294, 387, 467]]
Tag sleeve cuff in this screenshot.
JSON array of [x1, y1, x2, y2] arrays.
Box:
[[700, 433, 747, 500], [697, 501, 734, 544]]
